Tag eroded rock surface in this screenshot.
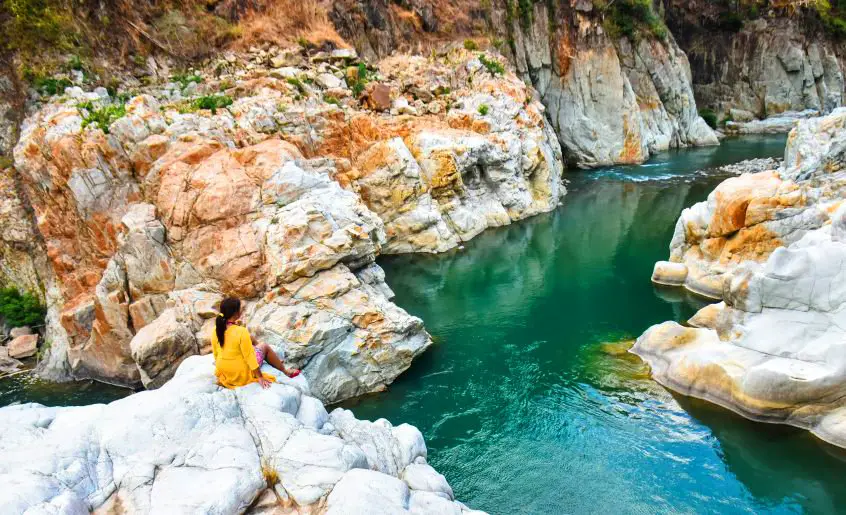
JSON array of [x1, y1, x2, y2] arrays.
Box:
[[0, 354, 485, 514], [9, 47, 564, 402], [636, 108, 846, 448]]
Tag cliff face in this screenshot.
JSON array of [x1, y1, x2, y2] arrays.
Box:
[[8, 46, 563, 400], [638, 109, 846, 449], [331, 0, 719, 168], [663, 0, 846, 118]]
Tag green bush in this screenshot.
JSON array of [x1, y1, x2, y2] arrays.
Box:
[[193, 95, 233, 113], [346, 63, 370, 98], [463, 39, 479, 51], [2, 0, 75, 53], [478, 54, 505, 75], [602, 0, 668, 41], [286, 77, 307, 95], [699, 108, 718, 129], [79, 101, 127, 133], [0, 287, 46, 328], [33, 76, 73, 96], [171, 73, 203, 90], [324, 95, 340, 105], [478, 104, 490, 115]]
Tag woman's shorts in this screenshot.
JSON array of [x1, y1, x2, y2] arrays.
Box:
[[255, 346, 266, 365]]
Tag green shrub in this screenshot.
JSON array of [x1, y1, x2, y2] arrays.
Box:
[[286, 77, 308, 95], [171, 73, 203, 89], [463, 39, 479, 51], [478, 54, 505, 75], [2, 0, 75, 53], [79, 101, 127, 133], [346, 63, 370, 98], [518, 0, 534, 28], [324, 95, 340, 105], [0, 287, 46, 328], [33, 76, 73, 96], [699, 108, 718, 129], [602, 0, 668, 41], [192, 95, 233, 113], [434, 85, 451, 96], [477, 104, 490, 115]]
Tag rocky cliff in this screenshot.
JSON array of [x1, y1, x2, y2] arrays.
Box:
[[331, 0, 719, 167], [0, 354, 486, 514], [637, 108, 846, 448], [663, 0, 846, 120], [6, 46, 563, 401]]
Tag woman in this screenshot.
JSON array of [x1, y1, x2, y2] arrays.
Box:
[[212, 297, 300, 389]]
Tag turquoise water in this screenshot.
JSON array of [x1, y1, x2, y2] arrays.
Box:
[[343, 136, 846, 514], [4, 136, 845, 514]]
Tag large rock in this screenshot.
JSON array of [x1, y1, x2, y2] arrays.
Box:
[[8, 333, 38, 359], [635, 108, 846, 448], [658, 108, 846, 299], [0, 354, 485, 514], [8, 47, 563, 401], [507, 2, 717, 167]]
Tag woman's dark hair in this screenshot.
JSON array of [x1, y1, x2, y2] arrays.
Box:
[[216, 297, 241, 347]]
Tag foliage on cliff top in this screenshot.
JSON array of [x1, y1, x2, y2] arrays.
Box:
[[705, 0, 846, 36], [2, 0, 346, 92], [0, 287, 46, 328], [78, 101, 127, 133], [596, 0, 669, 41]]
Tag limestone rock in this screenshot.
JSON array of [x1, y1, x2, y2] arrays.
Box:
[[0, 346, 23, 374], [8, 333, 38, 359], [363, 83, 392, 110], [9, 326, 32, 338], [9, 45, 564, 402], [0, 355, 484, 514], [637, 108, 846, 448], [660, 109, 846, 300]]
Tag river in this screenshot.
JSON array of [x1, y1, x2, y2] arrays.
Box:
[[4, 135, 844, 514], [344, 135, 846, 515]]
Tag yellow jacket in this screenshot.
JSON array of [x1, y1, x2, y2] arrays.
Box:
[[212, 324, 275, 388]]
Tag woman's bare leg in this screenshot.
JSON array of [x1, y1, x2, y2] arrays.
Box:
[[258, 342, 288, 374]]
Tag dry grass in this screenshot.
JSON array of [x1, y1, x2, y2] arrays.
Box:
[[233, 0, 347, 50]]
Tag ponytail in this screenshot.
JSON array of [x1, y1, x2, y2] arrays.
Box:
[[216, 297, 241, 348]]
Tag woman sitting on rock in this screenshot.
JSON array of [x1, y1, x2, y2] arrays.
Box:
[[213, 297, 300, 389]]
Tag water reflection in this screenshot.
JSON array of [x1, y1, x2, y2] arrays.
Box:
[[353, 136, 846, 514]]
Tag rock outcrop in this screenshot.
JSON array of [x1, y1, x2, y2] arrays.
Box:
[[331, 1, 719, 168], [636, 108, 846, 448], [8, 46, 563, 401], [664, 2, 846, 120], [485, 2, 719, 167], [0, 354, 485, 514]]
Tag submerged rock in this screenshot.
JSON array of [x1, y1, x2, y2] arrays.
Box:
[[636, 108, 846, 448], [0, 354, 484, 514]]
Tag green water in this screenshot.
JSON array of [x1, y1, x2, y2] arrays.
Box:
[[3, 136, 845, 514], [343, 136, 846, 514]]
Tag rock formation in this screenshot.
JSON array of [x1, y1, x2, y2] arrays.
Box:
[[7, 47, 564, 402], [636, 108, 846, 448], [663, 1, 846, 119], [0, 354, 485, 514], [331, 1, 719, 168]]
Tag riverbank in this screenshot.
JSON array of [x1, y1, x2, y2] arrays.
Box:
[[340, 135, 846, 514]]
